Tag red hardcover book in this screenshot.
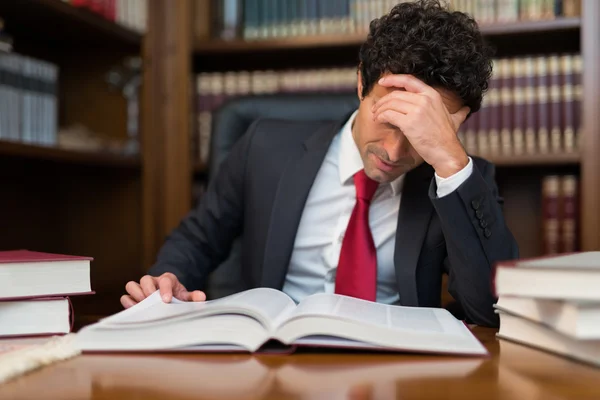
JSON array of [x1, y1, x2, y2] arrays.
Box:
[[88, 0, 105, 15], [541, 175, 560, 255], [524, 57, 537, 154], [512, 58, 526, 155], [0, 297, 74, 338], [536, 56, 550, 154], [104, 0, 117, 21], [573, 54, 582, 149], [548, 55, 562, 153], [499, 58, 513, 155], [560, 175, 578, 253], [71, 0, 89, 7], [560, 54, 576, 153], [0, 250, 93, 300]]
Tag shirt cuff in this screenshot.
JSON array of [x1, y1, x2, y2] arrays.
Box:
[[435, 157, 473, 198]]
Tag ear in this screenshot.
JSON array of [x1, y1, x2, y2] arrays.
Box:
[[356, 68, 363, 100]]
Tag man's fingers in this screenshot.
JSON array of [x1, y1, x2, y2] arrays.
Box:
[[451, 106, 471, 131], [158, 274, 175, 303], [189, 290, 207, 302], [140, 275, 158, 297], [375, 109, 407, 131], [125, 281, 146, 302], [372, 92, 421, 116], [173, 284, 207, 302], [378, 74, 431, 94], [372, 90, 422, 112], [373, 101, 416, 121], [120, 295, 137, 309]]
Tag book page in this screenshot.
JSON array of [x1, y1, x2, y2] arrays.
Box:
[[283, 293, 467, 337], [98, 288, 296, 331], [273, 294, 487, 355], [517, 252, 600, 269], [76, 313, 270, 352]]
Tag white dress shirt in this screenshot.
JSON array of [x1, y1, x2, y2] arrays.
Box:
[[281, 110, 473, 304]]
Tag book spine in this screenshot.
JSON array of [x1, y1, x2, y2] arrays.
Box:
[[500, 58, 513, 155], [560, 175, 578, 253], [548, 55, 562, 153], [488, 59, 501, 155], [196, 73, 212, 165], [524, 57, 537, 155], [542, 175, 561, 255], [512, 58, 526, 155], [561, 54, 576, 153], [536, 56, 550, 154], [573, 54, 582, 150], [476, 92, 489, 156]]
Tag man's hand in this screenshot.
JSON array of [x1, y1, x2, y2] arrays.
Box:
[[120, 272, 206, 309], [373, 74, 470, 178]]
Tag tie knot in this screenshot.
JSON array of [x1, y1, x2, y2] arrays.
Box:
[[354, 170, 378, 202]]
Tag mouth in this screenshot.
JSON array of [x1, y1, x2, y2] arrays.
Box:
[[370, 153, 401, 173]]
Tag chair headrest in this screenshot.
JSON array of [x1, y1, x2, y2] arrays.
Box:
[[209, 92, 360, 180]]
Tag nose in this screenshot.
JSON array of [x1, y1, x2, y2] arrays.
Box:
[[383, 132, 409, 163]]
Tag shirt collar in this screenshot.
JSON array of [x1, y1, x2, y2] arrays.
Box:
[[338, 110, 405, 196]]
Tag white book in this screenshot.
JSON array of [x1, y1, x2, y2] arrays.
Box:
[[497, 312, 600, 367], [74, 288, 487, 356], [495, 296, 600, 339], [0, 250, 92, 299], [494, 252, 600, 300], [0, 298, 70, 337]]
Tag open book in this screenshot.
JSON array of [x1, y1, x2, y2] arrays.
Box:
[[74, 288, 487, 356]]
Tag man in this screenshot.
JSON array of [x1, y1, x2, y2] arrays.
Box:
[[121, 0, 518, 327]]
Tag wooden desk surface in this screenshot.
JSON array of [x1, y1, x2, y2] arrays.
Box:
[[1, 327, 599, 400]]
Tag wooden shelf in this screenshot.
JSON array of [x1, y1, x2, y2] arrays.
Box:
[[485, 152, 581, 167], [0, 0, 142, 50], [194, 18, 580, 55], [479, 16, 580, 35], [0, 140, 140, 168]]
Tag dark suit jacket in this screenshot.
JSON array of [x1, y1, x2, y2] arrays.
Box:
[[149, 116, 519, 327]]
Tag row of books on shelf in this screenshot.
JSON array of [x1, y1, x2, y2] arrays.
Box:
[[61, 0, 148, 34], [193, 52, 582, 165], [0, 52, 59, 146], [459, 53, 582, 157], [0, 250, 92, 338], [204, 0, 582, 42], [193, 67, 357, 163]]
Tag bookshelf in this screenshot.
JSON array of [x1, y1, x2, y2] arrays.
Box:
[[0, 0, 142, 48], [0, 140, 141, 168], [194, 18, 581, 54], [0, 0, 147, 321]]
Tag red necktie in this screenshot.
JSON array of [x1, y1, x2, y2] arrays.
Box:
[[335, 169, 379, 301]]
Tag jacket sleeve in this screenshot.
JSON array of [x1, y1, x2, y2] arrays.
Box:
[[147, 121, 259, 290], [429, 160, 519, 327]]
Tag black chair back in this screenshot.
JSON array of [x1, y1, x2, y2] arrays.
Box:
[[205, 92, 360, 299]]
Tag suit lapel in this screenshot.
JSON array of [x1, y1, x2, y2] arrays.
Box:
[[261, 121, 342, 289], [393, 162, 435, 306]]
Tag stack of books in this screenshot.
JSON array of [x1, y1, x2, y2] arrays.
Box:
[[494, 252, 600, 366], [0, 250, 93, 338]]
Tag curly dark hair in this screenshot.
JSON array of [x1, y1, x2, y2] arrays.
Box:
[[358, 0, 494, 113]]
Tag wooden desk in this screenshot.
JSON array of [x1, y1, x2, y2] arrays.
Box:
[[1, 327, 599, 399]]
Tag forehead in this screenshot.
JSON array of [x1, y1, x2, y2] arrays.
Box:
[[369, 82, 463, 114]]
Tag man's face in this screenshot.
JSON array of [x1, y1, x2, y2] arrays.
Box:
[[353, 72, 464, 183]]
